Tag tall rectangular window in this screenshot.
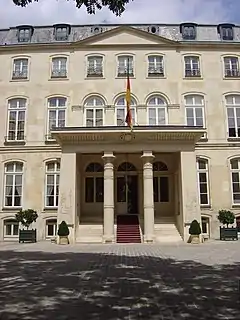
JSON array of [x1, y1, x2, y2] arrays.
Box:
[[47, 97, 66, 139], [197, 159, 210, 206], [226, 95, 240, 138], [12, 58, 28, 79], [45, 162, 60, 207], [147, 56, 164, 77], [224, 57, 239, 77], [117, 56, 134, 77], [184, 56, 201, 77], [4, 162, 23, 207], [185, 95, 204, 127], [87, 56, 103, 77], [7, 98, 26, 141], [51, 57, 67, 78]]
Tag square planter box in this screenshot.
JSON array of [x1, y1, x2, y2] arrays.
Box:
[[19, 229, 37, 243], [220, 227, 238, 241]]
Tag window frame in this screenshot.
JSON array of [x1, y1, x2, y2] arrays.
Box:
[[218, 24, 234, 41], [17, 27, 33, 42], [84, 163, 104, 203], [45, 161, 60, 208], [223, 56, 240, 78], [3, 219, 19, 238], [153, 161, 169, 203], [54, 24, 70, 41], [230, 158, 240, 205], [147, 55, 164, 77], [181, 24, 197, 40], [86, 55, 104, 78], [84, 96, 105, 127], [196, 158, 210, 207], [46, 96, 67, 140], [51, 56, 68, 79], [46, 219, 58, 238], [115, 95, 137, 126], [147, 95, 168, 125], [12, 58, 29, 80], [184, 55, 201, 77], [6, 98, 27, 142], [184, 94, 205, 127], [116, 55, 134, 78], [225, 94, 240, 139]]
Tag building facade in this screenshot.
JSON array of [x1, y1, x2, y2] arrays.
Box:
[[0, 22, 240, 243]]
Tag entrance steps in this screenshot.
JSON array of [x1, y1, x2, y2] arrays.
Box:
[[76, 224, 103, 243], [116, 215, 142, 243], [154, 217, 183, 243]]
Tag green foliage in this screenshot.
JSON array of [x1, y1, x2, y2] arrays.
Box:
[[15, 209, 38, 229], [217, 210, 235, 227], [189, 219, 201, 235], [57, 221, 69, 237], [13, 0, 132, 16]]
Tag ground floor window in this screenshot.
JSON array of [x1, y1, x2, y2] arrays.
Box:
[[153, 176, 169, 202], [201, 216, 210, 236], [85, 177, 104, 202], [46, 219, 57, 237], [4, 219, 19, 237]]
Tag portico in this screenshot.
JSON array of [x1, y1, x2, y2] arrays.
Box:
[[52, 125, 205, 243]]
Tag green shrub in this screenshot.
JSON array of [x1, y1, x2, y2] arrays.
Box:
[[57, 221, 69, 237], [217, 210, 235, 227], [15, 209, 38, 229], [189, 219, 201, 235]]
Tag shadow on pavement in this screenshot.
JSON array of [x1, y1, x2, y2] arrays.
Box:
[[0, 249, 239, 319]]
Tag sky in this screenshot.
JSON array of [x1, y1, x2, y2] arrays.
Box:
[[0, 0, 239, 29]]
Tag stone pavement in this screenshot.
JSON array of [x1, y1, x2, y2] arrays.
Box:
[[0, 241, 239, 319]]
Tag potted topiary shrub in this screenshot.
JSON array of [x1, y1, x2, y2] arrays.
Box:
[[15, 209, 38, 243], [218, 210, 237, 240], [188, 219, 202, 244], [57, 221, 69, 245]]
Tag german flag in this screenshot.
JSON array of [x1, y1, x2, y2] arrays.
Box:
[[125, 59, 133, 130]]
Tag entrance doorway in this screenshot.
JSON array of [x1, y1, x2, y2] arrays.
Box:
[[116, 162, 138, 214]]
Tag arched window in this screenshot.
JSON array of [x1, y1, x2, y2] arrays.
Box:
[[184, 94, 205, 127], [225, 95, 240, 138], [197, 158, 210, 206], [147, 96, 167, 125], [46, 219, 57, 237], [84, 96, 104, 127], [47, 97, 66, 139], [153, 161, 169, 202], [117, 162, 137, 172], [230, 158, 240, 204], [85, 162, 104, 203], [4, 161, 23, 207], [4, 219, 19, 238], [115, 95, 137, 126], [7, 98, 26, 142], [45, 161, 60, 207]]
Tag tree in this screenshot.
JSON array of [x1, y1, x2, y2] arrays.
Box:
[[189, 219, 201, 235], [15, 209, 38, 229], [13, 0, 133, 16], [217, 209, 235, 227]]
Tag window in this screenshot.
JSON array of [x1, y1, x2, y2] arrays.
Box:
[[147, 56, 164, 77], [147, 95, 167, 125], [117, 55, 134, 77], [184, 56, 201, 77], [17, 27, 33, 42], [115, 95, 137, 126], [46, 219, 57, 237], [224, 57, 240, 77], [4, 219, 19, 237], [225, 95, 240, 138], [47, 97, 66, 139], [197, 159, 210, 206], [7, 98, 26, 141], [85, 163, 104, 203], [45, 162, 60, 207], [4, 162, 23, 208], [12, 58, 28, 79], [185, 95, 204, 127], [84, 96, 104, 127], [153, 161, 169, 203], [230, 159, 240, 204], [180, 24, 197, 40], [54, 25, 70, 41], [87, 56, 103, 77], [236, 216, 240, 232], [201, 217, 210, 236], [51, 57, 67, 78], [218, 24, 234, 41]]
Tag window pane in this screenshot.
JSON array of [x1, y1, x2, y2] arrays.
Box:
[[199, 172, 207, 183], [13, 224, 19, 235], [233, 193, 240, 203], [231, 160, 239, 169], [232, 172, 239, 183], [5, 224, 12, 235], [95, 177, 104, 202], [158, 108, 166, 124], [85, 177, 94, 202], [153, 176, 159, 202], [160, 177, 169, 202], [149, 108, 156, 125], [200, 194, 208, 205], [47, 224, 54, 236], [117, 177, 126, 202]]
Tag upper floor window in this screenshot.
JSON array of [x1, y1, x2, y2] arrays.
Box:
[[47, 97, 66, 139], [184, 56, 201, 77], [84, 96, 104, 127], [180, 24, 197, 40], [224, 57, 240, 78], [45, 161, 60, 208], [87, 56, 103, 77], [115, 95, 137, 126], [12, 58, 28, 80], [197, 159, 210, 206], [17, 26, 33, 42], [218, 24, 234, 41], [4, 162, 23, 208], [85, 163, 104, 203], [225, 95, 240, 138], [7, 98, 26, 142], [184, 95, 204, 127], [147, 55, 164, 77], [117, 55, 134, 77], [51, 57, 67, 78], [230, 158, 240, 204], [54, 24, 70, 41], [147, 95, 167, 125]]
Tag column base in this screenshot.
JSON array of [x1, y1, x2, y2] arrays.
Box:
[[143, 235, 155, 243], [102, 235, 115, 243]]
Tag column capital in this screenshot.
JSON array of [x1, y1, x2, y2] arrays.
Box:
[[141, 151, 155, 163], [102, 152, 115, 164]]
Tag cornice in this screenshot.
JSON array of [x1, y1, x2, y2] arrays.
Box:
[[0, 145, 61, 152]]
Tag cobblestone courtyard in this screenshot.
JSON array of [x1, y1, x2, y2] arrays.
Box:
[[0, 241, 239, 319]]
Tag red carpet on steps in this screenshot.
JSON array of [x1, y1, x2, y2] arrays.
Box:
[[116, 215, 141, 243]]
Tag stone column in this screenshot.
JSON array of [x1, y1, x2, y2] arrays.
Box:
[[180, 151, 201, 241], [57, 151, 77, 244], [141, 151, 155, 243], [102, 152, 115, 243]]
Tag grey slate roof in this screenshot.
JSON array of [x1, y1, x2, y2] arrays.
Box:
[[1, 23, 240, 46]]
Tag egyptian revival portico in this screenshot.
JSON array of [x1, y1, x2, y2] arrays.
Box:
[[52, 125, 205, 243]]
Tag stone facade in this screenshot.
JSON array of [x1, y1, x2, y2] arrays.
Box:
[[0, 23, 240, 243]]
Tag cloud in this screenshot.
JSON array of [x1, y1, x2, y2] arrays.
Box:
[[0, 0, 237, 28]]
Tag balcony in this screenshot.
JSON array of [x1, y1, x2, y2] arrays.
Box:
[[12, 71, 28, 80], [225, 69, 240, 78], [87, 66, 103, 78], [148, 67, 164, 77], [4, 135, 26, 145], [51, 70, 67, 78], [117, 68, 134, 78], [185, 69, 201, 77]]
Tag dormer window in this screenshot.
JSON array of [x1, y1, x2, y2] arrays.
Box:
[[17, 26, 33, 42], [54, 24, 70, 41], [218, 24, 234, 40], [180, 23, 197, 40]]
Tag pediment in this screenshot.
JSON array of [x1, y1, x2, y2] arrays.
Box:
[[74, 26, 178, 47]]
